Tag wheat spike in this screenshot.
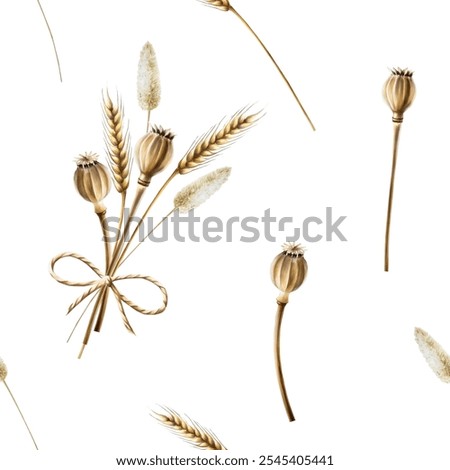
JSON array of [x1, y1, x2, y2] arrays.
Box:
[[178, 106, 263, 175], [198, 0, 230, 11], [152, 407, 226, 450], [102, 90, 132, 193], [415, 327, 450, 383]]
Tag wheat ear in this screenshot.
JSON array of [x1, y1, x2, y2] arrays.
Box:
[[102, 90, 132, 194], [178, 106, 263, 174], [36, 0, 62, 82], [152, 407, 226, 450]]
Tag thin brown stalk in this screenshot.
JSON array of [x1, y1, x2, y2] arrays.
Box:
[[384, 122, 401, 272], [36, 0, 62, 82], [230, 6, 315, 131], [120, 209, 175, 267], [79, 287, 106, 358], [178, 106, 263, 174], [152, 407, 226, 450], [67, 291, 99, 343], [3, 381, 38, 450], [274, 301, 295, 422]]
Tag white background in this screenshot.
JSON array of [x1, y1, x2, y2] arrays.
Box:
[[1, 0, 450, 468]]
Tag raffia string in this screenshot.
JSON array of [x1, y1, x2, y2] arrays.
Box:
[[49, 252, 168, 335]]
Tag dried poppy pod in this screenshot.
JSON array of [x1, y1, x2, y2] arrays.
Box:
[[271, 243, 308, 304], [384, 68, 416, 123], [270, 243, 308, 422], [74, 152, 111, 214], [383, 68, 416, 271], [135, 126, 174, 187]]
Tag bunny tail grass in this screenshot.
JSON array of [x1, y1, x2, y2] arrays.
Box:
[[415, 327, 450, 383], [151, 407, 226, 450]]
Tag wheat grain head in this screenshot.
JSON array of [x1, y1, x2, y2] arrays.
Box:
[[177, 106, 263, 175], [151, 407, 226, 450], [198, 0, 230, 12], [415, 327, 450, 383], [102, 90, 132, 193]]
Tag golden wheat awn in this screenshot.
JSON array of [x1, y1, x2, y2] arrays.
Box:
[[415, 327, 450, 383], [102, 91, 132, 194], [36, 0, 62, 81], [198, 0, 315, 130], [0, 356, 38, 449], [152, 407, 226, 450], [177, 107, 263, 174]]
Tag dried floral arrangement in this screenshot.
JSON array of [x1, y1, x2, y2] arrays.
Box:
[[0, 357, 38, 449], [270, 243, 308, 421], [152, 407, 226, 450], [49, 42, 263, 358], [415, 327, 450, 383], [198, 0, 315, 131], [36, 0, 62, 81], [383, 68, 415, 271]]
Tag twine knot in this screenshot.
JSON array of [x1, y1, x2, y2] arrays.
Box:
[[49, 252, 168, 334]]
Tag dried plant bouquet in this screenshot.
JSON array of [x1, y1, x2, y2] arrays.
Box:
[[49, 42, 263, 358], [152, 407, 226, 450], [415, 327, 450, 383]]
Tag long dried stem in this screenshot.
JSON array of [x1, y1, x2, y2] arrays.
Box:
[[274, 301, 295, 422], [110, 170, 178, 274], [3, 381, 38, 450], [229, 6, 315, 131], [384, 122, 402, 272], [36, 0, 62, 82], [120, 209, 175, 267]]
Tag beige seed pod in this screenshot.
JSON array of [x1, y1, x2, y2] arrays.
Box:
[[199, 0, 230, 11], [384, 68, 416, 123], [0, 356, 7, 381], [74, 152, 111, 214], [271, 243, 308, 304], [135, 126, 175, 187]]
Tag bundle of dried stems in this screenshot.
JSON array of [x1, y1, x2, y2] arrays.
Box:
[[152, 407, 226, 450], [198, 0, 315, 130], [49, 41, 263, 357]]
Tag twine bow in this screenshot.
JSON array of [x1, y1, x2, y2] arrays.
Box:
[[49, 252, 168, 334]]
